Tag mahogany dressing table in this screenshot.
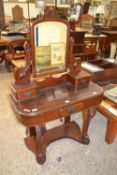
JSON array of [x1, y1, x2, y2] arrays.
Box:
[[10, 8, 103, 164]]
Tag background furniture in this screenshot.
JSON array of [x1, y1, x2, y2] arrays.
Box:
[[0, 0, 5, 29], [85, 33, 107, 59], [12, 5, 24, 21], [82, 59, 117, 85], [70, 31, 86, 61], [10, 8, 103, 164], [70, 31, 106, 61], [76, 14, 94, 31], [97, 84, 117, 144], [0, 36, 7, 63], [5, 38, 29, 72], [107, 18, 117, 30], [0, 37, 9, 64], [102, 30, 117, 58]]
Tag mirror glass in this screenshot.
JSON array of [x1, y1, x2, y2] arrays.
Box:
[[34, 21, 67, 74]]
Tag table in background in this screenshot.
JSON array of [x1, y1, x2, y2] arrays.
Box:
[[0, 31, 28, 65], [97, 84, 117, 144], [102, 30, 117, 57], [82, 59, 117, 85], [0, 37, 8, 63], [85, 33, 107, 58]]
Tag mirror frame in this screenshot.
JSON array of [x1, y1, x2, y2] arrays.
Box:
[[30, 8, 70, 78]]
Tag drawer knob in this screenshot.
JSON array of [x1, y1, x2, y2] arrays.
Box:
[[68, 107, 77, 114]]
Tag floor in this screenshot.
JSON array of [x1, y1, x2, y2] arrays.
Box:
[[0, 63, 117, 175]]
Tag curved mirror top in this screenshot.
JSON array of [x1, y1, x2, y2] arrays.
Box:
[[34, 21, 67, 74]]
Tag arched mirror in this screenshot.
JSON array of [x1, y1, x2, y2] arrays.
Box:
[[34, 22, 67, 74], [31, 10, 69, 76]]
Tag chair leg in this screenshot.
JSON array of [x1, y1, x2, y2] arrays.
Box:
[[5, 59, 14, 72], [0, 51, 4, 63]]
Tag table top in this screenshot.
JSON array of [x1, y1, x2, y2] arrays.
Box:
[[0, 34, 25, 45], [102, 30, 117, 35], [11, 81, 103, 118], [82, 59, 117, 85], [85, 33, 106, 38], [104, 84, 117, 104], [1, 31, 27, 36], [98, 84, 117, 118]]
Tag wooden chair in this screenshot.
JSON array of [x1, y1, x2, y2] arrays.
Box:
[[97, 84, 117, 144], [10, 8, 103, 164], [0, 45, 7, 63], [84, 37, 100, 61], [5, 38, 29, 72], [12, 5, 24, 21]]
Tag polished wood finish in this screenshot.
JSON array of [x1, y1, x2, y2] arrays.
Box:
[[85, 34, 106, 59], [0, 38, 7, 63], [102, 31, 117, 43], [45, 6, 69, 18], [11, 81, 103, 164], [102, 30, 117, 57], [0, 0, 5, 28], [76, 14, 94, 29], [12, 5, 24, 21], [5, 38, 29, 72], [70, 31, 86, 61], [10, 8, 103, 164], [82, 59, 117, 85], [70, 32, 106, 61], [0, 35, 9, 63], [97, 84, 117, 144], [0, 38, 7, 45]]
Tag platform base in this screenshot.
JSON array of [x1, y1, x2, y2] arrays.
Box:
[[24, 121, 90, 164]]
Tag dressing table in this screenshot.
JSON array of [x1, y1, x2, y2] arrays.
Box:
[[10, 8, 103, 164]]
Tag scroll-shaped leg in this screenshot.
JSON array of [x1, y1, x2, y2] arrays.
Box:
[[82, 107, 96, 144], [105, 120, 117, 144]]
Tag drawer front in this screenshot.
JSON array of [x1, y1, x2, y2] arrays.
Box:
[[18, 88, 38, 100], [59, 103, 84, 117]]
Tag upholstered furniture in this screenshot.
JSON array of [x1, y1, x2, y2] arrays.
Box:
[[10, 8, 103, 164]]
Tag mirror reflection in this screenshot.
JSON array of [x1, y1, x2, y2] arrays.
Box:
[[34, 21, 67, 74]]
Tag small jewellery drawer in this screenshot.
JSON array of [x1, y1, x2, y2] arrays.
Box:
[[59, 102, 84, 117]]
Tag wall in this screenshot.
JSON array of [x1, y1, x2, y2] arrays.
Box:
[[3, 0, 117, 20], [3, 2, 39, 19]]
